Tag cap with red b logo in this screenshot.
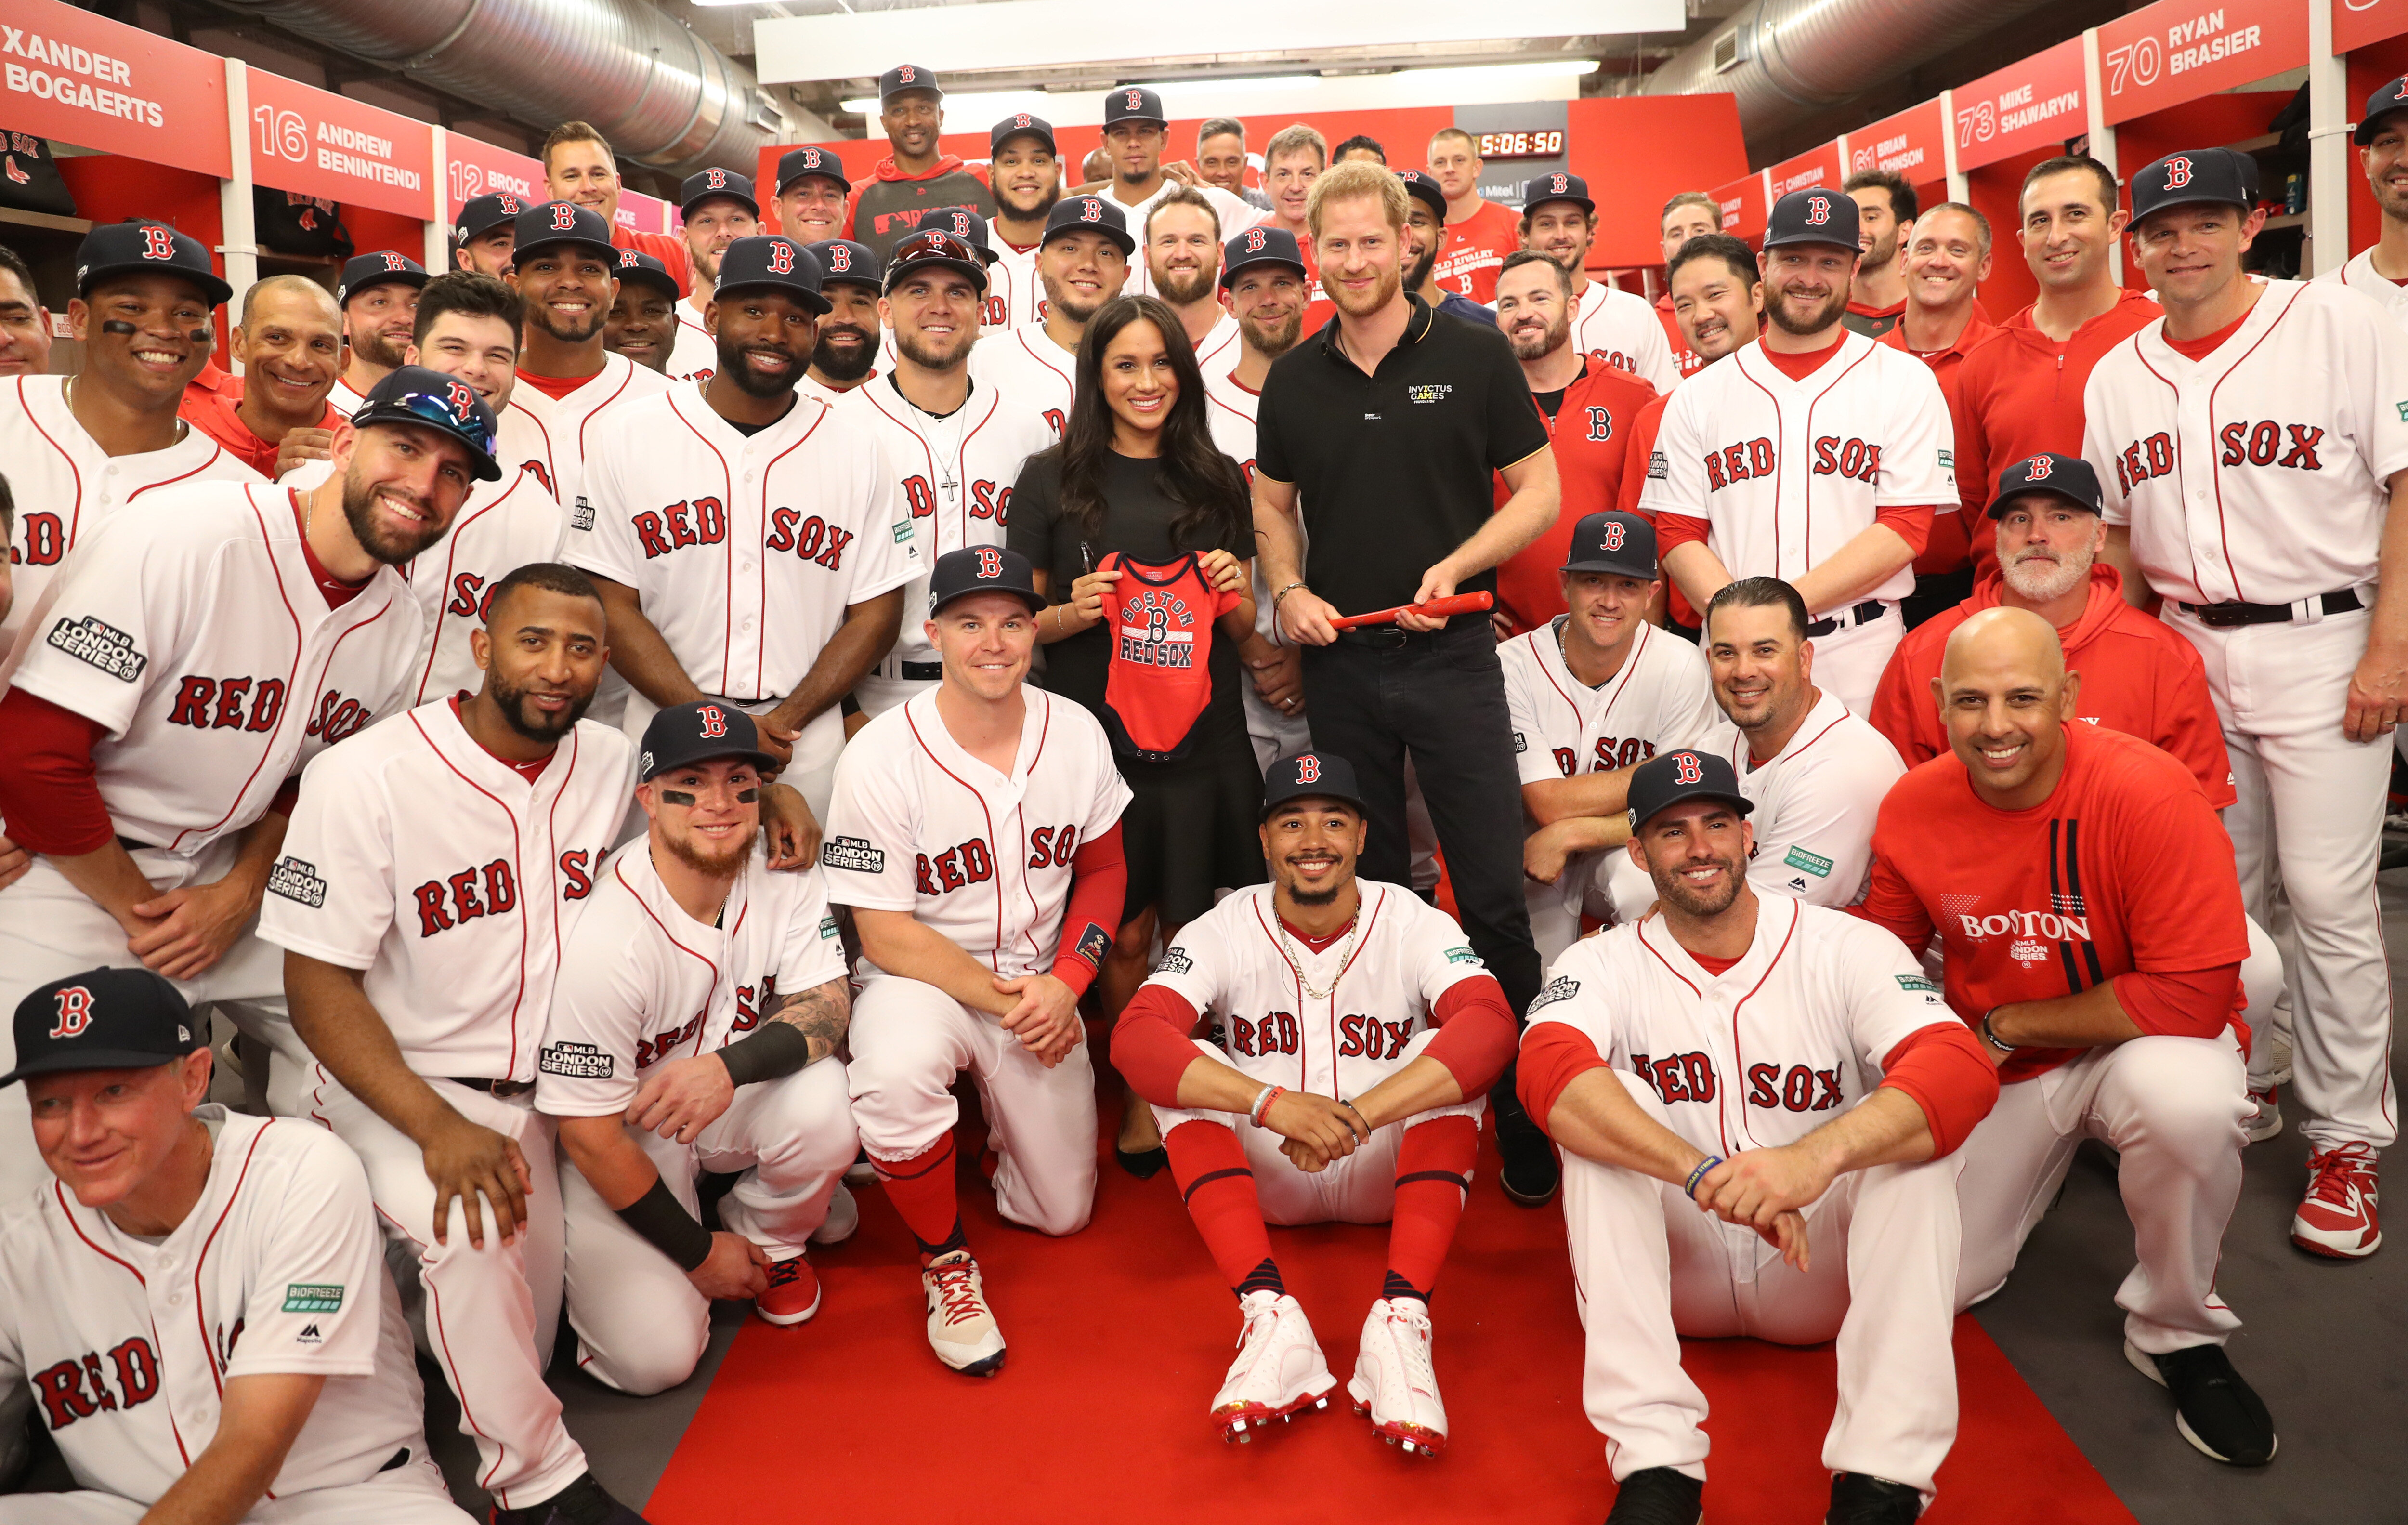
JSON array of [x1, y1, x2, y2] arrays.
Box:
[[1394, 169, 1448, 222], [1259, 749, 1366, 820], [1763, 186, 1860, 252], [679, 167, 759, 223], [74, 219, 232, 306], [638, 699, 782, 783], [929, 545, 1042, 616], [1561, 510, 1658, 581], [336, 250, 430, 307], [1221, 224, 1308, 289], [2129, 149, 2251, 223], [1102, 86, 1166, 128], [880, 64, 942, 102], [1625, 749, 1754, 834], [1989, 451, 2105, 519], [612, 248, 681, 301], [991, 112, 1057, 157], [513, 200, 618, 263], [713, 235, 829, 313], [805, 239, 881, 293], [3, 967, 202, 1088], [1521, 171, 1594, 217], [1041, 195, 1135, 256], [776, 145, 852, 197]]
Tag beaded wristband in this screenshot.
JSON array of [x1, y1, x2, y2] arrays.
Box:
[[1683, 1155, 1725, 1200], [1250, 1085, 1286, 1129]]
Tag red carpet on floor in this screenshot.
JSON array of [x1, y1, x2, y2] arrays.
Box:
[[646, 1111, 2135, 1524]]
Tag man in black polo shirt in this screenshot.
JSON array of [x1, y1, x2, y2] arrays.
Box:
[[1252, 160, 1564, 1204]]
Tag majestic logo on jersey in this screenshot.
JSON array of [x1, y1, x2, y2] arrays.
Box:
[[821, 835, 884, 873], [168, 676, 288, 733], [916, 837, 994, 895], [31, 1338, 159, 1431], [304, 689, 373, 744], [1584, 407, 1614, 443], [765, 508, 857, 568], [1702, 437, 1775, 490], [1228, 1010, 1300, 1058], [266, 856, 328, 909], [410, 860, 520, 938], [631, 497, 730, 558], [2216, 420, 2325, 472], [45, 616, 145, 682], [47, 986, 93, 1039], [1743, 1062, 1845, 1113], [2163, 156, 2193, 189], [540, 1040, 614, 1079], [2109, 432, 2177, 493], [1810, 436, 1884, 483]]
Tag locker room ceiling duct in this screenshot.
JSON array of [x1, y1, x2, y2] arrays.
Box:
[[1641, 0, 2061, 143], [207, 0, 777, 177]]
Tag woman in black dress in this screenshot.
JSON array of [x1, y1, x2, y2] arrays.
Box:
[[1007, 293, 1261, 1175]]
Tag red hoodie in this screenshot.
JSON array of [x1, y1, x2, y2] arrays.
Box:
[[844, 154, 999, 259], [1866, 560, 2233, 807]]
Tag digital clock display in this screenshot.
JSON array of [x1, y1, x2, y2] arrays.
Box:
[[1476, 130, 1565, 159]]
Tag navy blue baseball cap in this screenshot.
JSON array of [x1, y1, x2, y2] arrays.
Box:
[[352, 364, 503, 481], [1562, 511, 1657, 579], [1523, 171, 1594, 217], [1103, 86, 1167, 128], [929, 545, 1041, 615], [2129, 150, 2251, 222], [680, 167, 759, 222], [880, 64, 942, 102], [1626, 749, 1753, 833], [1989, 452, 2105, 518], [1394, 169, 1447, 221], [1764, 187, 1859, 252], [514, 201, 618, 263], [1260, 750, 1366, 820], [2358, 76, 2408, 145], [639, 700, 780, 783], [920, 206, 997, 264], [992, 112, 1057, 156], [336, 250, 429, 307], [776, 145, 852, 196], [4, 968, 204, 1087], [806, 239, 879, 292], [714, 235, 829, 312], [1042, 195, 1136, 256], [883, 228, 988, 294], [454, 192, 524, 246], [612, 249, 680, 301], [1221, 224, 1309, 288], [76, 219, 230, 306]]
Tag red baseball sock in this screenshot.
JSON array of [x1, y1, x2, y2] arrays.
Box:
[[1166, 1121, 1279, 1293], [874, 1135, 966, 1259], [1385, 1115, 1478, 1302]]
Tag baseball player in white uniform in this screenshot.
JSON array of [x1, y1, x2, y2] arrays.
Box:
[[1703, 578, 1904, 910], [799, 239, 884, 406], [1524, 748, 1997, 1525], [1143, 189, 1241, 360], [2090, 150, 2408, 1261], [540, 701, 857, 1395], [667, 168, 762, 385], [822, 547, 1131, 1376], [1204, 226, 1317, 771], [326, 253, 429, 417], [1519, 173, 1678, 392], [1112, 751, 1518, 1452], [0, 969, 471, 1525], [1643, 188, 1957, 719], [1093, 87, 1262, 300], [0, 367, 498, 1202], [507, 202, 671, 520], [568, 234, 920, 820], [1503, 512, 1724, 960], [975, 196, 1135, 441], [838, 228, 1053, 719], [984, 113, 1061, 333], [2329, 76, 2408, 333], [0, 221, 257, 658]]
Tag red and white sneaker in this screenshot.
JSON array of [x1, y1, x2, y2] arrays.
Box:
[[1211, 1290, 1335, 1443], [921, 1250, 1006, 1376], [755, 1252, 822, 1326], [1348, 1297, 1448, 1455], [2242, 1083, 2281, 1144], [2292, 1144, 2381, 1259]]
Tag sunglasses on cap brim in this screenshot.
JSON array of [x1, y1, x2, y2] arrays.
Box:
[[367, 391, 500, 479], [885, 232, 987, 286]]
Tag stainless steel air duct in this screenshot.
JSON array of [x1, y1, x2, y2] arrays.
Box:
[[1643, 0, 2060, 140], [209, 0, 775, 176]]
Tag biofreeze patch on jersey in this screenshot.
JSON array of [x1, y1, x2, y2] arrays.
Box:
[[1895, 974, 1941, 995], [1784, 845, 1833, 878], [45, 615, 146, 681], [539, 1040, 614, 1079], [821, 835, 884, 873], [266, 856, 328, 908], [282, 1283, 344, 1313], [1445, 946, 1482, 966]]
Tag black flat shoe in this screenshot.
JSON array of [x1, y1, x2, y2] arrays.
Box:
[[1116, 1145, 1169, 1179]]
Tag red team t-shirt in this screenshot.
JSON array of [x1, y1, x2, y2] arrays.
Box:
[[1858, 723, 2251, 1085], [1492, 360, 1656, 633], [1432, 200, 1522, 305]]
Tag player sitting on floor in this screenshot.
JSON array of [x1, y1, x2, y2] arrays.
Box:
[[1521, 748, 1998, 1525], [822, 546, 1131, 1377], [1112, 750, 1518, 1453], [541, 700, 860, 1395]]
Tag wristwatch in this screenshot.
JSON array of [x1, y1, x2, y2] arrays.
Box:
[[1977, 1008, 2017, 1056]]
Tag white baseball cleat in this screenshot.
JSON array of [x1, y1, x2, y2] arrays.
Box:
[[810, 1183, 859, 1246], [1348, 1296, 1447, 1455], [1212, 1289, 1336, 1443], [920, 1251, 1007, 1376]]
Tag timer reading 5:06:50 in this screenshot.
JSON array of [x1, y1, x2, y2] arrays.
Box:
[[1475, 130, 1565, 158]]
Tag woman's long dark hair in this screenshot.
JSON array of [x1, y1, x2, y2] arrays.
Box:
[[1051, 293, 1251, 550]]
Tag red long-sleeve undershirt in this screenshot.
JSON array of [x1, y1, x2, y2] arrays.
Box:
[[1047, 823, 1126, 999], [0, 688, 114, 855]]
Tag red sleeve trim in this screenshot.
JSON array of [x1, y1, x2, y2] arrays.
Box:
[[1048, 823, 1127, 999], [2112, 963, 2242, 1042], [1876, 1022, 1999, 1158], [1874, 501, 1937, 559], [1421, 975, 1517, 1096], [1655, 511, 1709, 552], [1517, 1022, 1608, 1137], [1110, 983, 1204, 1107], [0, 689, 114, 855], [1912, 500, 1969, 576]]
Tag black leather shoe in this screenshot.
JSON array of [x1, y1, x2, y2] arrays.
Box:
[[2126, 1340, 2277, 1465], [1115, 1145, 1168, 1179], [1826, 1471, 1923, 1523], [1491, 1084, 1560, 1207], [491, 1473, 649, 1525], [1603, 1466, 1703, 1524]]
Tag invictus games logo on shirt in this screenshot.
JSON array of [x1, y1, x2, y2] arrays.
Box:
[[282, 1283, 344, 1313], [46, 615, 146, 682], [266, 856, 328, 908], [821, 835, 885, 874], [1406, 384, 1453, 405], [1528, 975, 1580, 1014], [538, 1040, 613, 1080]]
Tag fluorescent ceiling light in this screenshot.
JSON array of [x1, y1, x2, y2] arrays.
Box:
[[838, 61, 1595, 127]]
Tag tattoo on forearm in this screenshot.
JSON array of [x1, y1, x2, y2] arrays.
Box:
[[767, 977, 851, 1065]]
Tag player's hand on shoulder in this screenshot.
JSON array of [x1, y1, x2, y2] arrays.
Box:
[[1198, 548, 1247, 596], [688, 1232, 772, 1301], [1695, 1144, 1835, 1233], [420, 1114, 533, 1250], [127, 873, 267, 981], [0, 833, 28, 894], [1160, 159, 1201, 188], [994, 972, 1083, 1066], [2344, 643, 2408, 742], [275, 426, 337, 480], [630, 1054, 738, 1144], [759, 781, 821, 870], [1262, 1089, 1370, 1170]]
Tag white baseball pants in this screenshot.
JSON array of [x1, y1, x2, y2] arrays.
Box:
[[1802, 607, 1902, 720], [1564, 1071, 1962, 1502], [846, 973, 1099, 1236], [0, 1458, 471, 1524], [1148, 1030, 1485, 1224], [301, 1070, 584, 1512], [1953, 1031, 2248, 1354], [560, 1057, 858, 1396], [2172, 605, 2396, 1151], [1242, 683, 1313, 776]]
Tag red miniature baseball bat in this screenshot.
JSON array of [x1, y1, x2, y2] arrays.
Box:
[[1327, 591, 1494, 631]]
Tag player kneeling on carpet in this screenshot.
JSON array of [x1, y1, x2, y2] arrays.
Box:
[[1859, 607, 2277, 1467], [1113, 750, 1519, 1452], [0, 969, 474, 1524], [823, 547, 1132, 1377], [540, 700, 861, 1393], [1522, 749, 1998, 1525]]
